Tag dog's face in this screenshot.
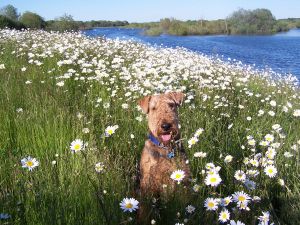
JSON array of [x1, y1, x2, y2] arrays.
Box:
[[138, 92, 184, 145]]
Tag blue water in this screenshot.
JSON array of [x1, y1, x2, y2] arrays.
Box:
[[83, 27, 300, 78]]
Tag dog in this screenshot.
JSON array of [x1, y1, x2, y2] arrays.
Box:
[[137, 91, 190, 197]]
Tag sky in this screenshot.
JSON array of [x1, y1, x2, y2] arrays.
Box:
[[1, 0, 299, 22]]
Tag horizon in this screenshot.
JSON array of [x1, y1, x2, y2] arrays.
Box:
[[0, 0, 300, 22]]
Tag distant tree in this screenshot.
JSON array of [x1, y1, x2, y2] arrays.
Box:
[[0, 15, 25, 29], [46, 14, 79, 32], [160, 18, 171, 31], [227, 8, 276, 34], [19, 11, 45, 29], [0, 4, 19, 21]]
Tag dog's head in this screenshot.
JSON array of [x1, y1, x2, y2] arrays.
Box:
[[138, 92, 184, 145]]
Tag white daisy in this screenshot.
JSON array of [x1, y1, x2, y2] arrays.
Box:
[[248, 139, 256, 146], [232, 191, 251, 204], [249, 159, 259, 167], [188, 136, 198, 148], [244, 179, 256, 190], [218, 209, 230, 223], [234, 170, 246, 182], [268, 111, 275, 116], [192, 184, 200, 192], [194, 128, 204, 136], [258, 211, 270, 224], [293, 109, 300, 117], [170, 170, 185, 184], [224, 155, 233, 163], [264, 165, 277, 178], [120, 197, 139, 212], [82, 128, 90, 134], [237, 201, 250, 211], [259, 140, 269, 147], [204, 198, 219, 211], [185, 205, 195, 214], [205, 173, 222, 187], [221, 196, 232, 206], [194, 151, 207, 158], [21, 156, 39, 171], [269, 100, 276, 107], [266, 148, 276, 159], [105, 125, 119, 137], [229, 220, 245, 225], [265, 134, 274, 142], [70, 139, 84, 153], [95, 162, 105, 173]]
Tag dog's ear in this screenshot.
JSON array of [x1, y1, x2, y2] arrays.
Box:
[[168, 92, 185, 106], [138, 95, 151, 114]]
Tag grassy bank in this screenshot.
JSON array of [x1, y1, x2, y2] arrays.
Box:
[[0, 29, 299, 225]]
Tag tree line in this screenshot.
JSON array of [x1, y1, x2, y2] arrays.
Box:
[[1, 5, 299, 35], [0, 4, 129, 31], [129, 8, 300, 36]]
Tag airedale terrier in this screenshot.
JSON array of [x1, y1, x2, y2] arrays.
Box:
[[138, 92, 190, 196]]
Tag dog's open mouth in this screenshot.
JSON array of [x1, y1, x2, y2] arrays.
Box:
[[161, 133, 172, 142], [159, 130, 178, 144]]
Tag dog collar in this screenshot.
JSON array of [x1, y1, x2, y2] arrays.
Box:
[[148, 134, 161, 146], [148, 134, 175, 159]]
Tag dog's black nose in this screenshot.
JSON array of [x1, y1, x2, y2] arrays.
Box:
[[161, 123, 171, 131]]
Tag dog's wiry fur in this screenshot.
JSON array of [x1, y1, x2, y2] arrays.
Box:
[[138, 92, 190, 196]]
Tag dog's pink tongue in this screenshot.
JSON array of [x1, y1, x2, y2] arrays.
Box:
[[161, 134, 171, 142]]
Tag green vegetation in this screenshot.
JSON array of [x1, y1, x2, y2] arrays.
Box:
[[0, 15, 25, 29], [46, 14, 79, 32], [0, 4, 129, 31], [0, 29, 300, 225], [0, 4, 19, 21], [128, 9, 300, 36], [19, 11, 45, 29]]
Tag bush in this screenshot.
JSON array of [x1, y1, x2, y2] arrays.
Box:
[[46, 14, 79, 32], [144, 26, 163, 36], [227, 8, 276, 34], [0, 15, 25, 29], [19, 11, 45, 29]]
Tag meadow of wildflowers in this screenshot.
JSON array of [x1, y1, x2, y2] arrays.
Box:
[[0, 29, 299, 225]]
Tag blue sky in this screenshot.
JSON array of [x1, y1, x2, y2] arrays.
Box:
[[1, 0, 299, 22]]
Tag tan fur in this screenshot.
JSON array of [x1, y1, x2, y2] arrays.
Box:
[[138, 92, 190, 195]]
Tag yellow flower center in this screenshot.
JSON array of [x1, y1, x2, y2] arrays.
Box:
[[268, 169, 273, 174], [125, 203, 133, 209], [208, 202, 215, 208], [210, 177, 217, 183], [222, 213, 227, 219], [107, 129, 113, 135], [74, 144, 81, 150], [238, 196, 246, 202], [175, 174, 182, 179], [26, 161, 33, 167], [191, 139, 196, 144]]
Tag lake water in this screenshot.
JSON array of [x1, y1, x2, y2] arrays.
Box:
[[83, 28, 300, 79]]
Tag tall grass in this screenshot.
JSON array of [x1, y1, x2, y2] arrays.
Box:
[[0, 29, 299, 225]]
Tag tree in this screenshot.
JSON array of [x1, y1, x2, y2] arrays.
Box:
[[46, 14, 79, 32], [19, 11, 45, 29], [0, 4, 19, 21], [227, 8, 276, 34], [0, 15, 25, 29]]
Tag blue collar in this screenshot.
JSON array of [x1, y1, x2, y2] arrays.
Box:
[[148, 134, 161, 146], [148, 133, 175, 159]]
